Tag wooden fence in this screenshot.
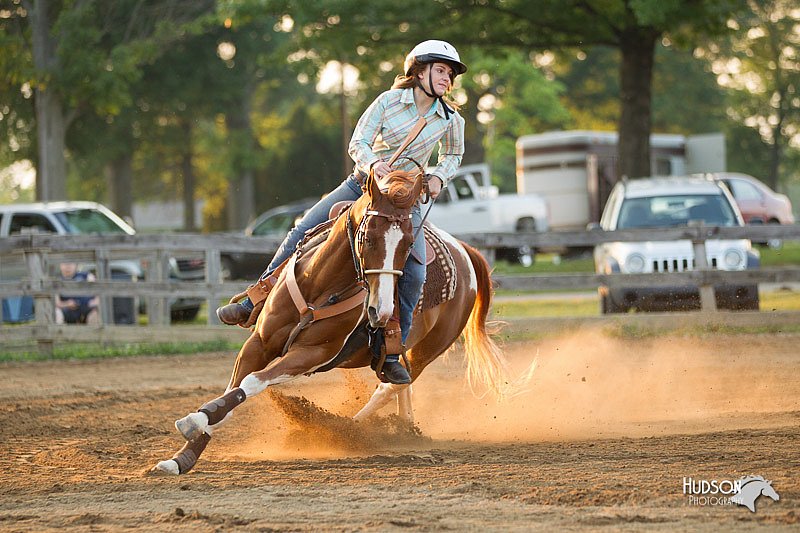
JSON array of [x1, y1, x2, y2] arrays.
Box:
[[1, 224, 799, 354]]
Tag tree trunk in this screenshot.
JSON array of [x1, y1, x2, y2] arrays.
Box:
[[29, 0, 68, 201], [225, 88, 256, 230], [618, 29, 657, 180], [767, 125, 781, 190], [181, 121, 197, 232], [461, 86, 485, 165], [107, 154, 134, 220]]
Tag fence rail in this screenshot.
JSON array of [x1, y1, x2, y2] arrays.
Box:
[[2, 224, 799, 353]]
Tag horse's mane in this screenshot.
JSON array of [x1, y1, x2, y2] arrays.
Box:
[[380, 170, 420, 209]]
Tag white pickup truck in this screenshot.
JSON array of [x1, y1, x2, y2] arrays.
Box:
[[427, 163, 549, 265]]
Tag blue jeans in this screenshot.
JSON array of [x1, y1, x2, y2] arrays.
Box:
[[264, 175, 425, 345]]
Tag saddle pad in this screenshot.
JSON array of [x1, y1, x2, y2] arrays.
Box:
[[417, 226, 458, 312]]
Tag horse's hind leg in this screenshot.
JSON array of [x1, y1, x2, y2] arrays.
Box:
[[353, 383, 409, 421], [397, 385, 414, 424]]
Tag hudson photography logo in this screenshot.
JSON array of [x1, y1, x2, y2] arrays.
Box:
[[683, 475, 780, 512]]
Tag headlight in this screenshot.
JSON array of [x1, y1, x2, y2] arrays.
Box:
[[723, 249, 744, 269], [624, 253, 646, 273]]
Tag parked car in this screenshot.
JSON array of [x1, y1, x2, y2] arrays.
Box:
[[715, 172, 795, 225], [0, 201, 204, 322], [220, 198, 317, 280], [592, 176, 760, 314]]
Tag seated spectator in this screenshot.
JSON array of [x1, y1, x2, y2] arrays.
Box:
[[56, 262, 100, 325]]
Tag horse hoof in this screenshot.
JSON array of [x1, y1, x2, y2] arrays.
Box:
[[175, 412, 207, 441], [151, 460, 180, 475]]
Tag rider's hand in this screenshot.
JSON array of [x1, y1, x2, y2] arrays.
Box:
[[371, 160, 392, 179], [426, 175, 444, 199]]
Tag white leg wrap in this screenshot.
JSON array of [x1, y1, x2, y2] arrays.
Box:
[[175, 411, 209, 441], [353, 383, 407, 421], [240, 373, 294, 397], [397, 385, 414, 424], [153, 459, 180, 475]]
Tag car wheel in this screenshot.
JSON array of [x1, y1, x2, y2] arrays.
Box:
[[171, 306, 200, 322], [729, 285, 760, 311], [512, 217, 537, 267], [767, 220, 783, 249], [221, 256, 234, 281], [600, 293, 627, 314]]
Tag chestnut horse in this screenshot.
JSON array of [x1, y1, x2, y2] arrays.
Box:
[[154, 170, 515, 475]]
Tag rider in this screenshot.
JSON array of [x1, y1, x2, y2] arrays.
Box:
[[216, 40, 467, 385]]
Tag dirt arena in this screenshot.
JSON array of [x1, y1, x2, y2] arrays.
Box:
[[1, 327, 799, 531]]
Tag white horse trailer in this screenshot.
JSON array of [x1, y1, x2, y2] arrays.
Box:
[[515, 130, 725, 231]]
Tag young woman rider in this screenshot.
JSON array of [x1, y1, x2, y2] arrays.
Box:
[[216, 40, 467, 384]]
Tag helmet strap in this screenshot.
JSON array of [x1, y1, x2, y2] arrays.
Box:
[[417, 66, 453, 120]]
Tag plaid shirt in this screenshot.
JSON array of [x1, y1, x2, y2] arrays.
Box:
[[349, 88, 465, 186]]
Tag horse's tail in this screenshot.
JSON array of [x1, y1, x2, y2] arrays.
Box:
[[460, 242, 534, 401]]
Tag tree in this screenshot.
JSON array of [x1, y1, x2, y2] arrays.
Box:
[[697, 0, 800, 188], [5, 0, 215, 201], [278, 0, 746, 179], [460, 51, 570, 190]]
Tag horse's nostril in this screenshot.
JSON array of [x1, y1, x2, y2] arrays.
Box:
[[368, 306, 379, 325]]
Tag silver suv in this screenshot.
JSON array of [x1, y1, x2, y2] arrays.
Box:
[[593, 176, 760, 313], [0, 201, 204, 322]]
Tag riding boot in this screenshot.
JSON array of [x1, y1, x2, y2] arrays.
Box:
[[216, 268, 282, 327], [371, 354, 412, 384], [216, 298, 254, 326], [368, 321, 411, 385]]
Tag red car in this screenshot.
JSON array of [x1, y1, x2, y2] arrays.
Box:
[[717, 172, 795, 225]]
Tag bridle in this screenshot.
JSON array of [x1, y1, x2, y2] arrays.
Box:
[[347, 163, 425, 282], [350, 207, 411, 280]]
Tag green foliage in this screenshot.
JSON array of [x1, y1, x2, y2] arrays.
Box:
[[460, 51, 570, 191], [695, 0, 800, 187], [3, 0, 795, 237]]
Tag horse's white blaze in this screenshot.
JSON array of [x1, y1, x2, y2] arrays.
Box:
[[433, 226, 477, 292], [239, 372, 294, 397], [368, 225, 404, 323]]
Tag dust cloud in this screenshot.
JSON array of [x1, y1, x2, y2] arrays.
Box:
[[215, 327, 800, 462]]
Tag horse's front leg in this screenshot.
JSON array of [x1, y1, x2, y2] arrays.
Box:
[[153, 331, 274, 475], [174, 344, 334, 441]]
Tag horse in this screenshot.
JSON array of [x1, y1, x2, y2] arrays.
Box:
[[153, 169, 518, 475], [731, 476, 780, 512]]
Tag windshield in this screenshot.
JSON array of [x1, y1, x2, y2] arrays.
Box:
[[617, 194, 738, 229], [54, 209, 131, 234]]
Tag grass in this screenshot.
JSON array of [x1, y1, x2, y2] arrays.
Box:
[[758, 241, 800, 266], [0, 339, 239, 363]]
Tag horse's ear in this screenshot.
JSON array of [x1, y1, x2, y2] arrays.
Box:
[[367, 168, 382, 200]]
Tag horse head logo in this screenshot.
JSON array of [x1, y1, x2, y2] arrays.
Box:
[[731, 476, 780, 513]]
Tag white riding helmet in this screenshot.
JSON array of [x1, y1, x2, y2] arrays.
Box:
[[404, 40, 467, 76]]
